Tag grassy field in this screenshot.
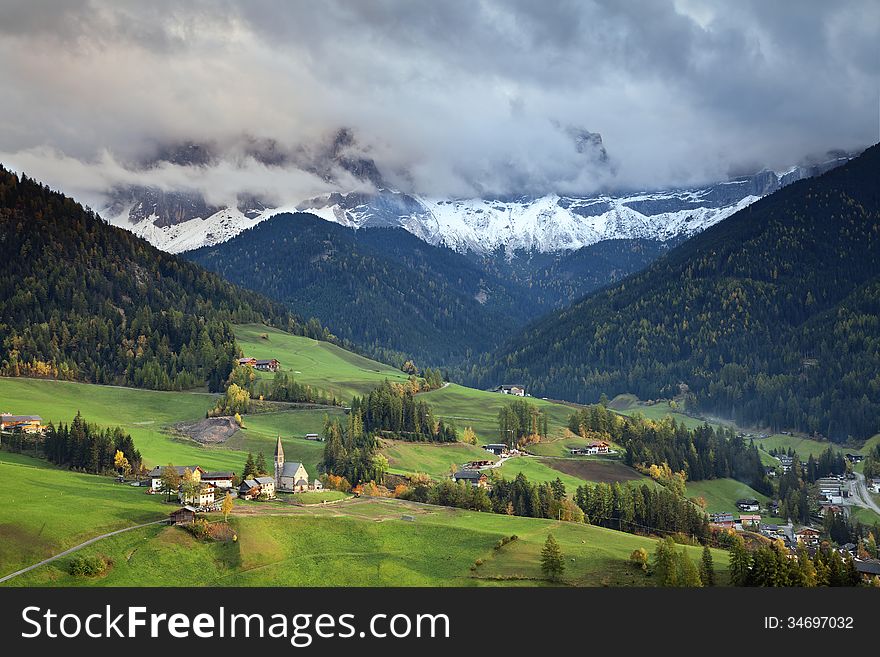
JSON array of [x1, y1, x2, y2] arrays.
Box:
[[5, 497, 731, 587], [0, 450, 169, 576], [616, 400, 720, 431], [381, 440, 497, 479], [234, 323, 410, 401], [419, 383, 578, 444], [0, 377, 333, 476], [494, 455, 648, 492], [685, 478, 770, 515], [754, 434, 841, 460]]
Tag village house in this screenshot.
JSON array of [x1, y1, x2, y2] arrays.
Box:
[[777, 455, 794, 473], [148, 465, 205, 492], [201, 471, 235, 489], [708, 512, 735, 530], [274, 436, 311, 492], [736, 498, 760, 512], [846, 453, 864, 464], [0, 413, 45, 433], [304, 433, 322, 441], [483, 443, 508, 456], [795, 527, 821, 546], [239, 479, 263, 500], [739, 514, 762, 528], [452, 470, 489, 488], [854, 559, 880, 582], [178, 481, 217, 509], [868, 479, 880, 495], [254, 476, 276, 499], [237, 357, 257, 367]]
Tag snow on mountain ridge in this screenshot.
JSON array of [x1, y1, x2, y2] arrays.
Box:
[[103, 156, 850, 255]]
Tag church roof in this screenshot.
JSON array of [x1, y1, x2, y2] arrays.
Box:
[[274, 435, 284, 459], [280, 461, 304, 477]]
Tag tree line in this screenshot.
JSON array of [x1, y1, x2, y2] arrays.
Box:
[[41, 412, 142, 475], [0, 166, 334, 393], [569, 403, 770, 494]]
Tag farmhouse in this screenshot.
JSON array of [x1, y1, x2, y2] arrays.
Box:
[[452, 470, 489, 488], [237, 357, 280, 372], [201, 471, 235, 489], [148, 465, 205, 491], [304, 433, 322, 441], [255, 359, 280, 372], [777, 455, 794, 472], [846, 453, 864, 464], [736, 498, 760, 512], [274, 436, 310, 492], [570, 441, 611, 456], [495, 384, 525, 397], [483, 443, 508, 456], [0, 413, 44, 433]]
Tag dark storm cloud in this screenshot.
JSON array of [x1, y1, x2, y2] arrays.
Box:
[[0, 0, 876, 207]]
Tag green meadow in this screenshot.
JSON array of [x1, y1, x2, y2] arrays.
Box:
[[754, 433, 841, 460], [5, 497, 731, 587], [418, 383, 578, 444], [234, 323, 410, 400], [381, 440, 497, 479], [0, 451, 168, 576], [684, 478, 770, 516]]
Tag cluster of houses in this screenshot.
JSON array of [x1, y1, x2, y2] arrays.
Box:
[[0, 413, 45, 434], [147, 437, 321, 510], [237, 357, 281, 372]]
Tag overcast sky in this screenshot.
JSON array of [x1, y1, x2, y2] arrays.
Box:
[[0, 0, 877, 207]]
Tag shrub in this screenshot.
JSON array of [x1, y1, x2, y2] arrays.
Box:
[[184, 518, 211, 540], [68, 555, 109, 577]]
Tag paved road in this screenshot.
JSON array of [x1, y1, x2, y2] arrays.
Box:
[[0, 519, 168, 584], [852, 473, 880, 516]]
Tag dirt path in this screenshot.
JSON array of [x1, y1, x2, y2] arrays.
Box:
[[0, 519, 168, 584]]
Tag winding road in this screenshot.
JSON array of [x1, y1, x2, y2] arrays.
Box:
[[852, 473, 880, 516], [0, 519, 168, 584]]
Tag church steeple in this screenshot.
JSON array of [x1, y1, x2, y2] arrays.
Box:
[[274, 435, 284, 486]]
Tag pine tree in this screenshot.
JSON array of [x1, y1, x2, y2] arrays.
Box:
[[540, 533, 565, 582], [699, 544, 716, 586], [243, 452, 257, 479], [255, 452, 268, 476]]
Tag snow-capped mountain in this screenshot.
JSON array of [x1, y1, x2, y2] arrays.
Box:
[[104, 156, 851, 255]]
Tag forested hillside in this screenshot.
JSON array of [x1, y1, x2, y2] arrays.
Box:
[[187, 212, 536, 365], [476, 144, 880, 441], [0, 166, 329, 391]]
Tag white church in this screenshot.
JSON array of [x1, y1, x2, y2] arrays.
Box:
[[274, 436, 322, 493]]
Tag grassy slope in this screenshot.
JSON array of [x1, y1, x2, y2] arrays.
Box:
[[0, 451, 168, 575], [685, 479, 770, 515], [6, 497, 731, 587], [0, 377, 332, 475], [381, 440, 497, 479], [234, 323, 410, 400]]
